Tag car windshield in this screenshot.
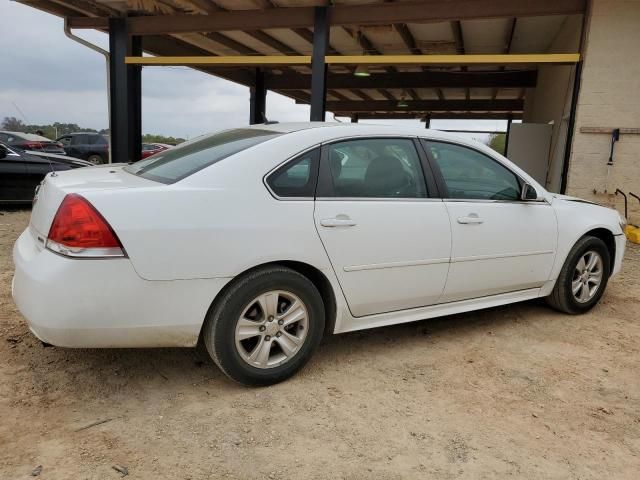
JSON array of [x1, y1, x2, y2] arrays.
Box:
[[124, 128, 281, 184]]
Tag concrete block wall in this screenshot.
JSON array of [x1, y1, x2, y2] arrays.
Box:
[[567, 0, 640, 222]]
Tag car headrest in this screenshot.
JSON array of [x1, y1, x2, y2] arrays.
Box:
[[364, 155, 406, 195]]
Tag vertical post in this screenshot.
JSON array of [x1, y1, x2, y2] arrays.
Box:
[[504, 114, 513, 157], [350, 114, 358, 123], [560, 61, 583, 194], [249, 68, 266, 124], [424, 114, 431, 129], [109, 18, 129, 164], [128, 35, 142, 163], [310, 6, 330, 122], [109, 17, 141, 163]]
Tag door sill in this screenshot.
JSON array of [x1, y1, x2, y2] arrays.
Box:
[[335, 288, 541, 334]]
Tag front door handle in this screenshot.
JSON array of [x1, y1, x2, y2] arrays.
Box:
[[320, 217, 357, 228], [457, 214, 484, 225]]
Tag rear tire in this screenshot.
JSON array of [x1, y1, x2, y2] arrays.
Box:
[[546, 236, 610, 314], [202, 266, 325, 386]]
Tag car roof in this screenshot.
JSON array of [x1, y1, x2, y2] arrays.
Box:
[[0, 131, 53, 141], [248, 121, 457, 138], [250, 121, 471, 143], [64, 132, 105, 136]]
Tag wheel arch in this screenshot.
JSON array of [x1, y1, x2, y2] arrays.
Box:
[[199, 260, 338, 342], [583, 227, 616, 273]]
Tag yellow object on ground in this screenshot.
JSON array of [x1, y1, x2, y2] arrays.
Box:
[[625, 225, 640, 244]]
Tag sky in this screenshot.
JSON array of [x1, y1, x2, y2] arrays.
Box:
[[1, 0, 506, 141]]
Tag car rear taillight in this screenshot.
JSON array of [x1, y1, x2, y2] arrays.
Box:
[[24, 142, 45, 149], [46, 194, 125, 258]]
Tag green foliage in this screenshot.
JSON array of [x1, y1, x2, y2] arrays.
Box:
[[1, 117, 26, 132], [1, 117, 183, 144], [487, 133, 506, 155], [142, 134, 185, 145]]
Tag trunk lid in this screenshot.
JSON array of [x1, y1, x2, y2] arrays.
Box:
[[30, 164, 159, 240]]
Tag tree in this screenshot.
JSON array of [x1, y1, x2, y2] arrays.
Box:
[[487, 133, 506, 155], [142, 134, 185, 145], [1, 117, 26, 132]]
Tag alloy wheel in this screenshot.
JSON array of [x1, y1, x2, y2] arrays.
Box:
[[234, 290, 309, 369], [571, 250, 604, 303]]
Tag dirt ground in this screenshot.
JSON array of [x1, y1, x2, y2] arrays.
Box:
[[1, 209, 639, 479]]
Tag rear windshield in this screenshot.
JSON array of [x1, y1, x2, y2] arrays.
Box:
[[124, 128, 281, 184]]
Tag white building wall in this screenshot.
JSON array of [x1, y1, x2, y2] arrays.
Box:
[[567, 0, 640, 220]]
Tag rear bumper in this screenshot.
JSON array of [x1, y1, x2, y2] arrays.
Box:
[[12, 228, 230, 348]]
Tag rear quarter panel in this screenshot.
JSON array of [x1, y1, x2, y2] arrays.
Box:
[[84, 132, 333, 281]]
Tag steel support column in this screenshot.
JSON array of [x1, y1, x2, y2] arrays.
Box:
[[249, 68, 266, 124], [350, 114, 358, 123], [310, 7, 329, 121], [109, 18, 141, 163], [560, 61, 582, 194], [504, 114, 513, 156], [128, 35, 142, 163]]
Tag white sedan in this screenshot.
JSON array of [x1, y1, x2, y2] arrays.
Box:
[[13, 123, 626, 385]]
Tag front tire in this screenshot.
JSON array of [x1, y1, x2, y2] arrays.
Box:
[[202, 266, 325, 386], [546, 236, 611, 314]]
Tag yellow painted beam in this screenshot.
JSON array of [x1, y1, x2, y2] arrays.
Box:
[[125, 53, 580, 67]]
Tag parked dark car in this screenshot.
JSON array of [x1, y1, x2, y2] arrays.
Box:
[[56, 132, 109, 164], [0, 131, 66, 154], [0, 142, 91, 204]]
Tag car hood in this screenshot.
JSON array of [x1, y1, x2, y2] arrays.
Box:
[[551, 193, 601, 207]]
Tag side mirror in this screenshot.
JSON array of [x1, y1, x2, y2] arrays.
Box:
[[0, 145, 7, 160], [521, 183, 542, 201]]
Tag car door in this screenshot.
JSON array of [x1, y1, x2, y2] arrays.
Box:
[[0, 147, 30, 202], [313, 137, 451, 317], [421, 140, 558, 302], [57, 135, 73, 156], [68, 134, 87, 158]]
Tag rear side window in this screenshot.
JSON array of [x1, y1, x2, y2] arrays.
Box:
[[266, 148, 319, 198], [125, 129, 281, 184], [89, 135, 107, 145], [318, 138, 428, 198], [71, 135, 87, 145]]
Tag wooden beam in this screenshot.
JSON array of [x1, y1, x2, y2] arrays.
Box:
[[265, 70, 538, 90], [313, 99, 524, 112], [493, 18, 518, 100], [67, 0, 587, 33], [124, 54, 579, 66], [334, 112, 523, 120]]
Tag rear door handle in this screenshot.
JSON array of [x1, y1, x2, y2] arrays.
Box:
[[320, 217, 357, 227], [457, 215, 484, 225]]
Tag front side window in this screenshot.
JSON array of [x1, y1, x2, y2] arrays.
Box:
[[125, 129, 281, 184], [426, 141, 521, 201], [58, 136, 71, 146], [320, 138, 427, 198], [266, 148, 319, 198]]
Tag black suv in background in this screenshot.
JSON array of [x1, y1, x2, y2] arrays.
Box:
[[56, 132, 109, 164]]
